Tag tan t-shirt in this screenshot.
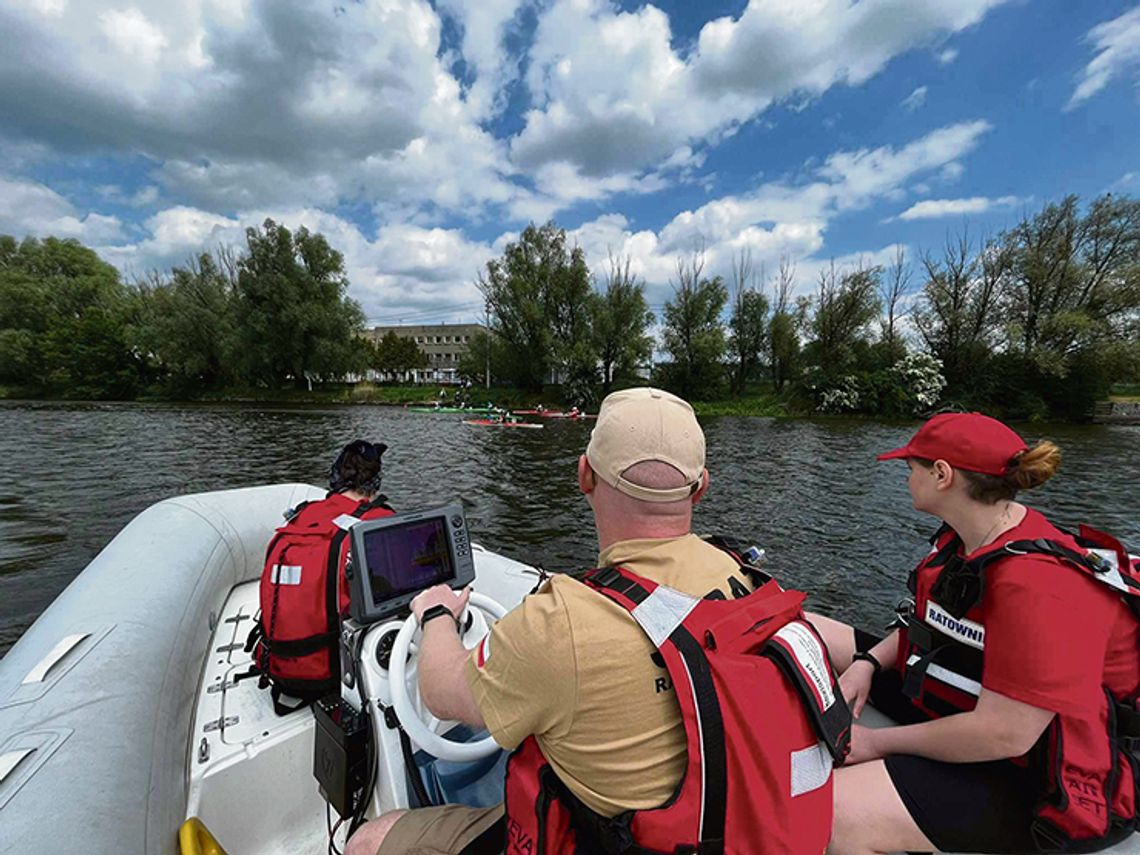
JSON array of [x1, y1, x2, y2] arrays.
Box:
[[464, 534, 751, 816]]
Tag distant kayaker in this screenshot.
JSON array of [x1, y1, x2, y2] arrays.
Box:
[[347, 388, 847, 855], [810, 413, 1140, 854]]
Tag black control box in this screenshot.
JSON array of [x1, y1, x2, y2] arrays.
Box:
[[313, 695, 371, 818]]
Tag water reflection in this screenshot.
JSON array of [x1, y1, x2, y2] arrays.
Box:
[[1, 401, 1137, 655]]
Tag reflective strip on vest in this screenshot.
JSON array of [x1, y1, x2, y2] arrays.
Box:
[[332, 514, 362, 530], [924, 601, 986, 650], [790, 742, 832, 797], [1087, 548, 1137, 594], [906, 654, 981, 696], [270, 564, 303, 585], [773, 623, 836, 709], [630, 585, 700, 648]]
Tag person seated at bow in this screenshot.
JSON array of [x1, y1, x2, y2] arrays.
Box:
[[250, 440, 395, 713], [810, 413, 1140, 854]]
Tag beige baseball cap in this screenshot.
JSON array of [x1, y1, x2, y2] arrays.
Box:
[[585, 387, 705, 503]]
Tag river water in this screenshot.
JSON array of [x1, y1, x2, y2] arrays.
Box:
[[1, 401, 1138, 656]]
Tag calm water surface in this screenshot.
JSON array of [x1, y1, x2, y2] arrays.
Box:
[[2, 401, 1138, 655]]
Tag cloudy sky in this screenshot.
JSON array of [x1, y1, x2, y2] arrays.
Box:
[[2, 0, 1139, 326]]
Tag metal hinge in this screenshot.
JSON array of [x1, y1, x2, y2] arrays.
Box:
[[206, 678, 237, 695], [224, 613, 251, 625], [215, 643, 244, 653], [202, 716, 238, 733]]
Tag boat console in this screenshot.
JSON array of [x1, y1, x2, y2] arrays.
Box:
[[346, 503, 476, 625], [307, 504, 529, 844]]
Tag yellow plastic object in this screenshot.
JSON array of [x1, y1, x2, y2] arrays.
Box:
[[179, 817, 229, 855]]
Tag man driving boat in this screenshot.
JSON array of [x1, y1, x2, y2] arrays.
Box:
[[347, 386, 847, 855]]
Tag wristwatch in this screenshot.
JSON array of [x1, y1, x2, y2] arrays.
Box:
[[851, 651, 883, 673], [420, 604, 461, 632]]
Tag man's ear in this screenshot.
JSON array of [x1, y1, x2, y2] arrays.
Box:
[[691, 469, 710, 505], [932, 459, 955, 491], [578, 455, 595, 495]]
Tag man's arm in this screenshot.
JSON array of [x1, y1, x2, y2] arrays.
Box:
[[849, 687, 1054, 765], [409, 585, 486, 728]]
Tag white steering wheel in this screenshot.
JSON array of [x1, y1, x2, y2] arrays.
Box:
[[388, 591, 508, 761]]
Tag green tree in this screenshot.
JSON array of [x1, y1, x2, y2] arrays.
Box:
[[233, 220, 366, 388], [1002, 194, 1140, 372], [803, 261, 882, 376], [727, 249, 769, 394], [135, 251, 238, 390], [877, 245, 912, 367], [458, 330, 511, 386], [590, 253, 655, 397], [477, 222, 594, 391], [0, 235, 140, 397], [912, 231, 1007, 396], [660, 254, 728, 399], [768, 257, 801, 392], [373, 331, 428, 378]]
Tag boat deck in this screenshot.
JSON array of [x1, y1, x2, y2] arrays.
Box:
[[187, 581, 330, 855]]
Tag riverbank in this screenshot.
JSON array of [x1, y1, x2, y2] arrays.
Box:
[[0, 382, 799, 417], [7, 381, 1140, 422]]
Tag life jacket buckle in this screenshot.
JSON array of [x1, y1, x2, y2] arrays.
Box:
[[591, 566, 624, 589]]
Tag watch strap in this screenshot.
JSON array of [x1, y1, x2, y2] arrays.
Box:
[[420, 604, 460, 632], [852, 650, 883, 673]]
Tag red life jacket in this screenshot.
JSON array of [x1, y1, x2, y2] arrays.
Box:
[[900, 519, 1140, 849], [502, 563, 852, 855], [249, 493, 393, 712]]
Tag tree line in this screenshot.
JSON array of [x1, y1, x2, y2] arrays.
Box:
[[1, 195, 1137, 419], [473, 195, 1140, 419], [0, 220, 413, 398]]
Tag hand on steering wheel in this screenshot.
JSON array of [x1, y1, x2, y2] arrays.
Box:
[[410, 584, 471, 625], [389, 590, 508, 762]]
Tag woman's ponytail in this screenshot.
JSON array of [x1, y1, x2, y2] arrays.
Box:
[[961, 439, 1061, 503], [1008, 440, 1061, 491]]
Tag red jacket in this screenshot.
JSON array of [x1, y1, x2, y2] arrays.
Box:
[[503, 563, 851, 855], [900, 513, 1140, 848]]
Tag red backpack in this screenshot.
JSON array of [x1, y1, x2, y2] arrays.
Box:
[[502, 564, 852, 855], [248, 493, 393, 713]]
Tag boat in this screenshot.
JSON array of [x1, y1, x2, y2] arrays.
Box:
[[462, 418, 543, 429], [511, 408, 590, 419], [405, 404, 498, 415], [0, 485, 538, 854], [2, 484, 1136, 854]]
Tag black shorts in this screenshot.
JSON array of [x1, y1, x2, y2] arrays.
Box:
[[853, 629, 1039, 853]]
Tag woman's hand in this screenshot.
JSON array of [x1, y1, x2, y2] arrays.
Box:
[[844, 724, 883, 765], [840, 659, 875, 718]]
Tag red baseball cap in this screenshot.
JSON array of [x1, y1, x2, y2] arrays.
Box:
[[876, 413, 1028, 476]]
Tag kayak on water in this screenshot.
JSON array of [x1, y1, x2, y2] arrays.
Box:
[[463, 418, 544, 429], [406, 405, 498, 414], [512, 408, 593, 419]]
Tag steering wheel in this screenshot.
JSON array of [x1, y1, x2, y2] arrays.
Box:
[[388, 591, 508, 761]]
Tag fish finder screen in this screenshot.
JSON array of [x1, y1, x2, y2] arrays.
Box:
[[361, 517, 455, 601]]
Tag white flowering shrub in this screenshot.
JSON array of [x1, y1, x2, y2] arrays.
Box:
[[817, 374, 862, 413], [892, 353, 946, 414]]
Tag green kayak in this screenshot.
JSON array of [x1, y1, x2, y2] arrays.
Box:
[[406, 405, 500, 414]]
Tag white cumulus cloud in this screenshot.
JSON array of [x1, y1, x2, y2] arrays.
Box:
[[896, 195, 1021, 221], [1068, 6, 1140, 108], [901, 85, 928, 111]]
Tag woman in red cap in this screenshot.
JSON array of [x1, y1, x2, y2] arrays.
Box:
[[811, 412, 1140, 854]]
